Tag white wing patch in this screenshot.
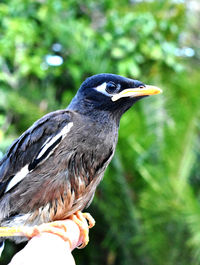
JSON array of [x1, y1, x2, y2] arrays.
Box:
[[5, 122, 73, 193], [37, 122, 73, 159], [5, 165, 29, 192]]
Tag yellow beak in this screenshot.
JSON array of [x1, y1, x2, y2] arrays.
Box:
[[111, 85, 162, 102]]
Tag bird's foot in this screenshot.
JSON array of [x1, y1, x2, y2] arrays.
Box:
[[0, 212, 95, 249], [23, 220, 73, 248], [69, 211, 95, 248], [22, 211, 95, 249]]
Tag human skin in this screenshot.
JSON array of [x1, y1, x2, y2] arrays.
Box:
[[9, 220, 82, 265]]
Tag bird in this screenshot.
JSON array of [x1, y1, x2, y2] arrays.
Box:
[[0, 73, 162, 254]]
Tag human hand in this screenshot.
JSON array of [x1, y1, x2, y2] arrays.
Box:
[[9, 220, 82, 265]]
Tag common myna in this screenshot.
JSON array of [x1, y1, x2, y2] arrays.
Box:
[[0, 73, 162, 253]]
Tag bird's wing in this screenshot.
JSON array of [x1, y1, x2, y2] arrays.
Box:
[[0, 109, 73, 195]]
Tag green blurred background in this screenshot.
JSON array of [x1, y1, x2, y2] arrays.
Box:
[[0, 0, 200, 264]]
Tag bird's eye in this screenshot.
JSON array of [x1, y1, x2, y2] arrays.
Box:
[[106, 82, 118, 94]]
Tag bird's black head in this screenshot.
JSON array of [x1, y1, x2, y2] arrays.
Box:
[[68, 73, 162, 120]]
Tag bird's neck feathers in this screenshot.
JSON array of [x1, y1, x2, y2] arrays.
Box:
[[67, 93, 136, 126], [67, 95, 120, 125]]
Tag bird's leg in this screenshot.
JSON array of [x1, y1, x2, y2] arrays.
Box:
[[0, 212, 95, 249], [23, 221, 73, 248], [0, 222, 73, 248], [25, 211, 95, 249], [69, 211, 95, 248]]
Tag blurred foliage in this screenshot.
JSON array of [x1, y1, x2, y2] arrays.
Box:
[[0, 0, 200, 264]]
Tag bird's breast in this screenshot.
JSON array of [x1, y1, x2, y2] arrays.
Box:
[[47, 118, 117, 219]]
